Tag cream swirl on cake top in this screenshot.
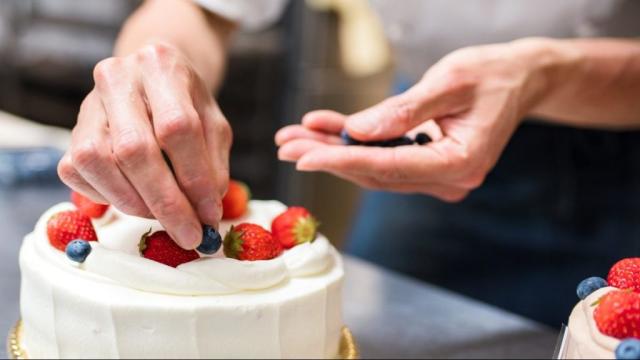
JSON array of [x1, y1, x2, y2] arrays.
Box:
[[30, 200, 335, 296]]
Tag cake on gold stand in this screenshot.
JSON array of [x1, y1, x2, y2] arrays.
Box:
[[7, 320, 359, 359]]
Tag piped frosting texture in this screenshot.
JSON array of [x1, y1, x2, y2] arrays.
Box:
[[30, 200, 335, 296]]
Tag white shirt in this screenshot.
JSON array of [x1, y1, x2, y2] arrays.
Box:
[[195, 0, 640, 80]]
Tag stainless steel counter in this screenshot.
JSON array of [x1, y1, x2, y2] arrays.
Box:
[[1, 182, 558, 359]]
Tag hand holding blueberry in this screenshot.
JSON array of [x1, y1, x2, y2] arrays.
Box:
[[276, 41, 550, 202]]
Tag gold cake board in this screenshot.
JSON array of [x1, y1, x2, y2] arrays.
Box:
[[8, 320, 359, 359]]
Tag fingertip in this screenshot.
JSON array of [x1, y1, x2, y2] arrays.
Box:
[[278, 145, 296, 161], [274, 128, 289, 146], [174, 223, 202, 250], [301, 111, 321, 126], [302, 110, 346, 133], [197, 197, 221, 227], [296, 153, 318, 171], [344, 115, 378, 140]]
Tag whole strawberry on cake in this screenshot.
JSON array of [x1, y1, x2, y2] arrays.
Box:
[[562, 258, 640, 359], [17, 183, 346, 359]]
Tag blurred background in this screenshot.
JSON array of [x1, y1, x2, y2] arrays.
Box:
[[0, 0, 396, 248]]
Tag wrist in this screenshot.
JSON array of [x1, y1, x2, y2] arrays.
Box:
[[508, 37, 583, 114]]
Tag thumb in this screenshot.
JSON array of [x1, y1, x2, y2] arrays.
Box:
[[345, 83, 448, 141]]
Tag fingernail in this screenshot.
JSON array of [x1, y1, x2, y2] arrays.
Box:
[[348, 115, 378, 135], [198, 197, 219, 225], [177, 224, 201, 250], [274, 133, 285, 146]]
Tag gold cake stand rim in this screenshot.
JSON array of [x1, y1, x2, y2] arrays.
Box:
[[6, 320, 26, 360], [8, 320, 359, 359]]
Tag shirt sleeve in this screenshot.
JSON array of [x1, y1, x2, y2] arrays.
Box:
[[192, 0, 289, 31]]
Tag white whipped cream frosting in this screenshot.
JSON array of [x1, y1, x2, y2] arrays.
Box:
[[563, 287, 620, 359], [31, 200, 334, 296]]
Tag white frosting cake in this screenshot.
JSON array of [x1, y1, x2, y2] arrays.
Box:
[[19, 200, 344, 359], [562, 287, 620, 359]]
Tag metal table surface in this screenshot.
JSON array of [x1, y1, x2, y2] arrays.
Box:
[[0, 182, 558, 359]]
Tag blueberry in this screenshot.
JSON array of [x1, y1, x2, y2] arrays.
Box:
[[198, 225, 222, 254], [342, 129, 414, 147], [415, 132, 431, 145], [65, 240, 92, 263], [392, 136, 415, 146], [341, 130, 361, 145], [616, 339, 640, 360], [576, 276, 608, 300], [373, 136, 414, 147], [368, 140, 387, 147]]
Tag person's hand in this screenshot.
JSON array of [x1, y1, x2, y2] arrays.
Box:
[[276, 40, 550, 202], [58, 43, 231, 249]]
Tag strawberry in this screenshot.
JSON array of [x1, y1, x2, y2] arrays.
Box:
[[223, 223, 283, 261], [608, 258, 640, 293], [71, 191, 109, 218], [222, 180, 250, 220], [271, 207, 319, 249], [46, 210, 98, 251], [138, 230, 200, 268], [594, 290, 640, 339]]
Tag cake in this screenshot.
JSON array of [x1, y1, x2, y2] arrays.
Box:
[[17, 188, 346, 359], [561, 259, 640, 360]]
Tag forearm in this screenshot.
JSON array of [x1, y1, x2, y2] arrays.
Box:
[[114, 0, 236, 92], [515, 37, 640, 129]]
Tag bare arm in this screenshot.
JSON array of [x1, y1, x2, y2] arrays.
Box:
[[114, 0, 235, 91], [519, 37, 640, 128]]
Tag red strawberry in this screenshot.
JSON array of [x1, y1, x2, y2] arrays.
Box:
[[608, 258, 640, 293], [139, 230, 200, 268], [594, 290, 640, 339], [71, 191, 109, 218], [271, 207, 319, 249], [46, 210, 98, 251], [223, 223, 282, 261], [222, 180, 250, 220]]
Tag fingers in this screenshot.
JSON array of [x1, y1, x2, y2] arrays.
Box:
[[138, 45, 222, 228], [66, 91, 150, 216], [301, 110, 347, 133], [277, 132, 474, 201], [275, 125, 343, 147], [94, 56, 202, 250], [278, 138, 328, 162], [57, 152, 108, 204], [344, 80, 471, 141]]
